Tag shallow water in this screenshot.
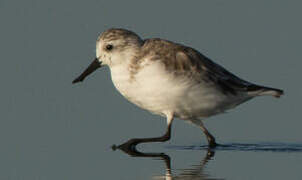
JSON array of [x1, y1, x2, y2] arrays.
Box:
[[1, 0, 301, 179], [168, 142, 302, 152], [112, 142, 302, 179]]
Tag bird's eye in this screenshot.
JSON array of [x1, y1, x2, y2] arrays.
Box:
[[106, 44, 113, 51]]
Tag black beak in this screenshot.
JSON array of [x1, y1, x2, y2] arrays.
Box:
[[72, 58, 102, 84]]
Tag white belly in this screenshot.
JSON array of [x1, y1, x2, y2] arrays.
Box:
[[110, 62, 246, 119]]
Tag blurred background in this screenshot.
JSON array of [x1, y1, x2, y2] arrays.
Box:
[[0, 0, 301, 179]]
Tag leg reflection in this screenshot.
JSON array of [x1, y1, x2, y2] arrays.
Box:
[[112, 145, 216, 179]]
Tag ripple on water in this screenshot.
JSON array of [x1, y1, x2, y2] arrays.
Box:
[[166, 142, 302, 152]]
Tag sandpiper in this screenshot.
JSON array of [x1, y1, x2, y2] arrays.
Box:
[[73, 28, 283, 148]]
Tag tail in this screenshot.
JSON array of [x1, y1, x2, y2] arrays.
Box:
[[247, 85, 284, 98]]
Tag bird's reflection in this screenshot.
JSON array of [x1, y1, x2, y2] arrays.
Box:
[[113, 142, 302, 179], [113, 144, 220, 180]]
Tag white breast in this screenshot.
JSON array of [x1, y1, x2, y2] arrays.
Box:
[[109, 61, 247, 119]]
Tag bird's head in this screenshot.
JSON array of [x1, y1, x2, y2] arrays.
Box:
[[72, 28, 143, 84]]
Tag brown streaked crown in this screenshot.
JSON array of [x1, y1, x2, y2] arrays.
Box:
[[97, 28, 143, 49]]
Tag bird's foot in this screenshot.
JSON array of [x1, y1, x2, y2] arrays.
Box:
[[208, 141, 219, 148], [207, 136, 219, 148], [112, 139, 139, 151]]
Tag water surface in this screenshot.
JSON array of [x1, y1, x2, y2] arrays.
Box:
[[115, 142, 302, 179], [0, 0, 301, 179]]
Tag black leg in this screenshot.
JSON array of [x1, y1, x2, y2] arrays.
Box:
[[116, 121, 172, 151], [199, 121, 218, 148]]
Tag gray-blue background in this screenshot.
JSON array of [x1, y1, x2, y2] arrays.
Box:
[[0, 0, 301, 179]]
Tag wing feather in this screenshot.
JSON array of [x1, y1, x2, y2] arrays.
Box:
[[177, 47, 255, 95], [141, 38, 272, 96]]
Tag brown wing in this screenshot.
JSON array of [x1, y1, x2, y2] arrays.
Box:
[[141, 38, 281, 96], [176, 47, 260, 95]]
